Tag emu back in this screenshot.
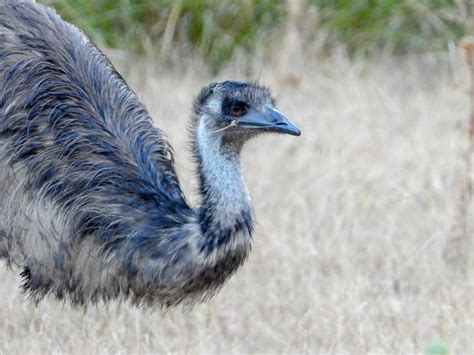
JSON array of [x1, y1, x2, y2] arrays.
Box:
[[0, 1, 198, 305]]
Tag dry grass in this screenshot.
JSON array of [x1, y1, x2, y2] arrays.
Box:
[[1, 50, 474, 354]]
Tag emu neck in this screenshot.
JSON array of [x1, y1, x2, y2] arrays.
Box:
[[195, 119, 253, 245]]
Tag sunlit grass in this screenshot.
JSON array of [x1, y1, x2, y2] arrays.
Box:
[[0, 50, 473, 353]]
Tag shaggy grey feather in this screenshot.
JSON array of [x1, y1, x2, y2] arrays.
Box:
[[0, 0, 300, 307]]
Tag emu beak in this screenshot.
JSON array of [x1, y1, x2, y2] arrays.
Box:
[[240, 106, 301, 136]]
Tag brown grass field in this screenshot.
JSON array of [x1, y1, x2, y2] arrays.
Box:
[[1, 50, 474, 354]]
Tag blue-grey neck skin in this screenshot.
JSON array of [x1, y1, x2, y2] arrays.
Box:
[[194, 115, 254, 255], [0, 0, 254, 308]]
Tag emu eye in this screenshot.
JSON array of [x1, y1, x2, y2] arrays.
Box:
[[230, 104, 245, 116]]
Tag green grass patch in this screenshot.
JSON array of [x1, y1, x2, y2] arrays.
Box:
[[310, 0, 469, 56], [40, 0, 283, 71], [38, 0, 472, 68]]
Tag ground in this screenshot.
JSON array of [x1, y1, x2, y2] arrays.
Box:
[[1, 51, 473, 353]]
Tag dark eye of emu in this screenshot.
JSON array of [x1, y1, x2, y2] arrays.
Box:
[[229, 103, 246, 117]]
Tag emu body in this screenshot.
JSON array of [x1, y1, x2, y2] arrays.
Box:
[[0, 0, 300, 307]]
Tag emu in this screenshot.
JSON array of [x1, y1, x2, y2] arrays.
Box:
[[0, 0, 300, 307]]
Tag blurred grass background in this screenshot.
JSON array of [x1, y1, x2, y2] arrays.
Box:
[[38, 0, 472, 71], [39, 0, 284, 70]]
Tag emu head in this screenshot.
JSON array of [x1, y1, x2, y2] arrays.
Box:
[[193, 81, 301, 147]]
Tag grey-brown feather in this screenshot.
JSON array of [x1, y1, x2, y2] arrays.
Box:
[[0, 0, 278, 307]]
